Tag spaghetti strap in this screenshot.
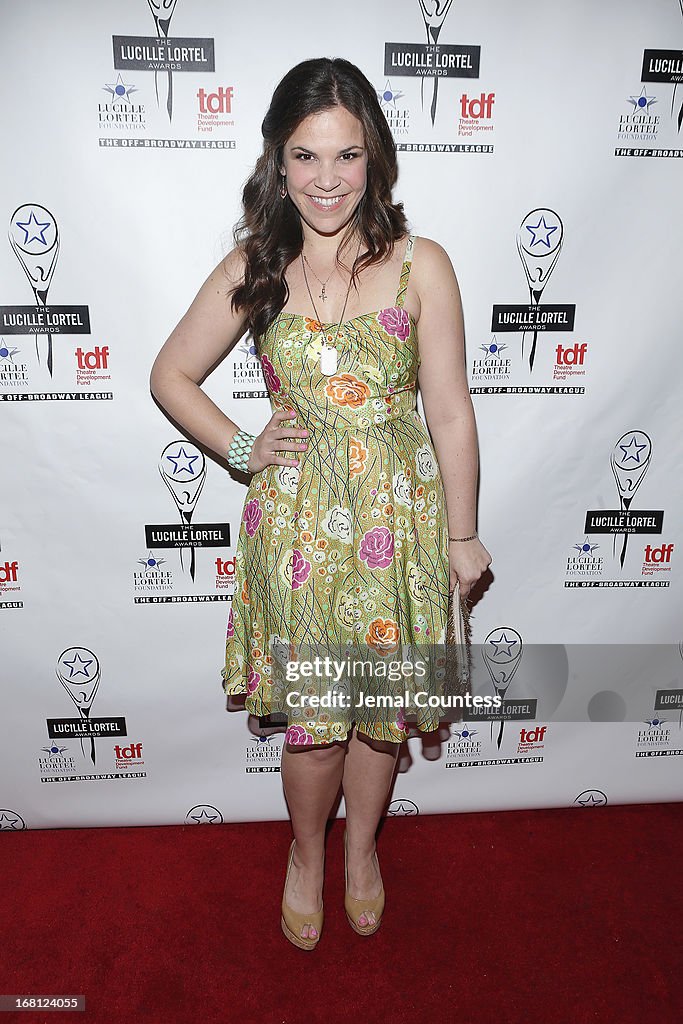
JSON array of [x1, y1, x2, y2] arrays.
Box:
[[395, 234, 416, 309]]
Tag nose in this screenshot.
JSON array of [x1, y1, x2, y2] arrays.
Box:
[[314, 162, 342, 192]]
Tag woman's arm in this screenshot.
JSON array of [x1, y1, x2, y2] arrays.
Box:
[[413, 237, 478, 540], [149, 247, 249, 459]]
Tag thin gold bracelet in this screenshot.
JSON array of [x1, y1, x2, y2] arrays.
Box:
[[448, 533, 478, 542]]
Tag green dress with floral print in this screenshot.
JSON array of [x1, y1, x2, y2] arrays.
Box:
[[221, 234, 452, 745]]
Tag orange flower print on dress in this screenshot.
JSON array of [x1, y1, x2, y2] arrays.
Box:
[[325, 374, 371, 408], [304, 317, 323, 332], [349, 438, 368, 477], [366, 618, 400, 654]]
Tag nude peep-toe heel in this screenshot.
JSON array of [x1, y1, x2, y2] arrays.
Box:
[[281, 839, 324, 950], [343, 827, 385, 935]]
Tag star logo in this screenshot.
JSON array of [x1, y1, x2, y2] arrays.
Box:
[[627, 87, 657, 114], [387, 799, 419, 816], [453, 724, 478, 741], [618, 435, 648, 465], [488, 631, 519, 658], [377, 80, 405, 110], [0, 340, 21, 362], [165, 445, 200, 476], [138, 551, 166, 573], [103, 73, 139, 105], [480, 336, 508, 359], [186, 805, 222, 824], [15, 210, 51, 246], [239, 336, 259, 360], [525, 215, 558, 249], [61, 651, 95, 680], [573, 537, 600, 557], [575, 790, 607, 806], [0, 811, 23, 830]]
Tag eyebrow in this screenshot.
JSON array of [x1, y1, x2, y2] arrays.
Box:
[[289, 145, 365, 155]]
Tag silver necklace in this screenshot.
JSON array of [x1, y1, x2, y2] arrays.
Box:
[[301, 238, 362, 376], [301, 252, 336, 302]]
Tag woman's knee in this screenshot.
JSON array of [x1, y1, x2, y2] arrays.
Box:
[[352, 728, 401, 757]]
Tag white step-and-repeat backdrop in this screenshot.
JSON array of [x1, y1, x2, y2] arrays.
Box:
[[1, 0, 682, 831]]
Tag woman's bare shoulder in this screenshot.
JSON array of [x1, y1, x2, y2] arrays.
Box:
[[411, 235, 459, 289], [217, 244, 248, 289], [411, 234, 453, 268]]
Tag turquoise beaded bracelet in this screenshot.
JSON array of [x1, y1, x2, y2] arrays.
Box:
[[226, 428, 256, 472]]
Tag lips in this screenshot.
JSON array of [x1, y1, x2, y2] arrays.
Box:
[[307, 194, 348, 211]]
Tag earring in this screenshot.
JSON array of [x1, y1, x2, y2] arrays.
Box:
[[280, 174, 287, 199]]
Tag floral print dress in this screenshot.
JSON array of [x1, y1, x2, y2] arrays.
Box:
[[221, 234, 451, 745]]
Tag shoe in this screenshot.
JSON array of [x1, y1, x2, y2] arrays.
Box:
[[280, 839, 324, 950], [343, 827, 385, 935]]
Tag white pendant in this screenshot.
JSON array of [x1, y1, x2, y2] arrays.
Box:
[[320, 344, 338, 375]]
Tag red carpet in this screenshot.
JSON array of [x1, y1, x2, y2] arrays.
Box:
[[1, 803, 681, 1024]]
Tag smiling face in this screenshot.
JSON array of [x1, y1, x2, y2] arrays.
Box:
[[279, 105, 368, 242]]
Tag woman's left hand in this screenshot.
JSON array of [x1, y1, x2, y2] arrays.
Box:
[[449, 537, 492, 599]]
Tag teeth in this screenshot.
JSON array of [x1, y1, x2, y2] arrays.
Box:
[[309, 195, 345, 207]]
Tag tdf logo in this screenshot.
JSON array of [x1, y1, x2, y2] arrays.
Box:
[[460, 92, 495, 119], [196, 86, 234, 114]]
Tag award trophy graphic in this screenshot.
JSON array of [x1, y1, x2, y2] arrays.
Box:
[[418, 0, 453, 126], [9, 204, 59, 378], [610, 430, 651, 570], [516, 208, 563, 372], [56, 647, 101, 767], [482, 627, 523, 750], [159, 441, 206, 582], [147, 0, 179, 121]]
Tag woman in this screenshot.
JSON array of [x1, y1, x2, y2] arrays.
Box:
[[149, 57, 491, 950]]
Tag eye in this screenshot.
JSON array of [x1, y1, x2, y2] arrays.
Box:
[[341, 152, 359, 160]]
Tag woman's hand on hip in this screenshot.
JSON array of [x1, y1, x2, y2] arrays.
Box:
[[247, 408, 309, 474]]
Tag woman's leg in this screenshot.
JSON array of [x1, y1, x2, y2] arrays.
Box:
[[341, 726, 400, 927], [281, 739, 346, 939]]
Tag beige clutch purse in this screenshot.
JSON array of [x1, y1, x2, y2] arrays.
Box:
[[445, 579, 472, 707]]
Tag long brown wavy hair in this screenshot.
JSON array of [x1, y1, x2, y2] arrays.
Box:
[[228, 57, 409, 348]]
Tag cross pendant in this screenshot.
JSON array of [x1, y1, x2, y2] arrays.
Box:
[[320, 284, 326, 302]]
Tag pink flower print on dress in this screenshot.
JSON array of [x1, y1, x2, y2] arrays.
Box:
[[377, 306, 411, 342], [285, 724, 313, 745], [396, 709, 407, 732], [226, 606, 235, 640], [260, 353, 282, 394], [290, 549, 313, 589], [246, 665, 260, 694], [359, 526, 395, 569], [243, 498, 263, 537]]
